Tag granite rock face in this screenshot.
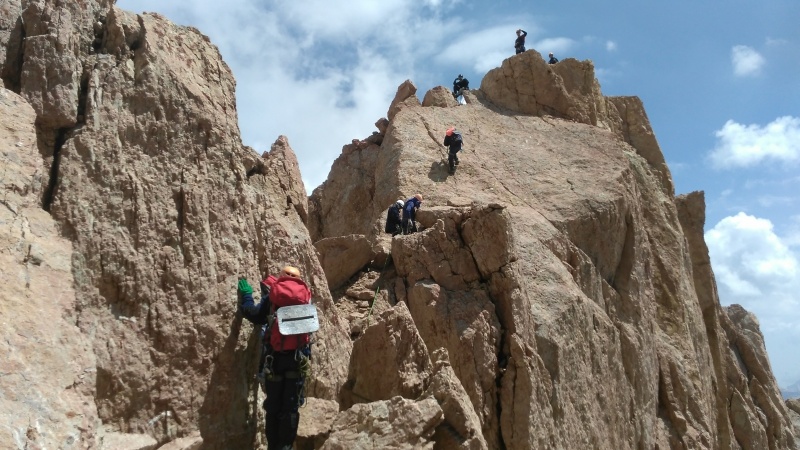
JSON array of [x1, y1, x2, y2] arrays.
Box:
[[0, 86, 99, 450], [1, 2, 350, 449]]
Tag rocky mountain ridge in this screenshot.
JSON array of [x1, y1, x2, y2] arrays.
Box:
[[1, 1, 798, 449]]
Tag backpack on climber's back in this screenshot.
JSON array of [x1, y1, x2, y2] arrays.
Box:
[[265, 275, 316, 352]]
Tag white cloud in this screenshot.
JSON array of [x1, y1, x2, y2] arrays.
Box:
[[710, 116, 800, 168], [706, 213, 800, 383], [707, 213, 798, 288], [605, 40, 617, 52], [731, 45, 765, 77]]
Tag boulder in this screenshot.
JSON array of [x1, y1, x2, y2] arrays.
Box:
[[296, 397, 340, 450], [314, 234, 376, 290], [340, 302, 432, 409], [321, 396, 443, 450], [422, 85, 458, 108]]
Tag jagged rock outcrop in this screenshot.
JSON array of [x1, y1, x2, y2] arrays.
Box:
[[308, 50, 798, 448], [1, 2, 351, 449], [677, 191, 798, 449]]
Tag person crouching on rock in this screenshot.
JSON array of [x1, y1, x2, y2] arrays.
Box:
[[237, 265, 312, 450], [402, 194, 423, 234], [385, 199, 405, 236]]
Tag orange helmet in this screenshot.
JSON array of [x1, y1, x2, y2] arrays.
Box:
[[446, 127, 455, 136], [280, 266, 301, 278]]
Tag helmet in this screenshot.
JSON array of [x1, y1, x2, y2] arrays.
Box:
[[280, 266, 301, 278], [415, 194, 423, 202], [395, 200, 404, 207], [446, 127, 455, 136], [549, 52, 553, 56]]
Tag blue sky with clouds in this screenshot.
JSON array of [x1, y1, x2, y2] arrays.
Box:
[[117, 0, 800, 387]]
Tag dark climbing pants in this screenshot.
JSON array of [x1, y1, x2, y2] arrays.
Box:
[[515, 45, 525, 54], [263, 351, 304, 450], [401, 217, 417, 234], [448, 151, 459, 171]]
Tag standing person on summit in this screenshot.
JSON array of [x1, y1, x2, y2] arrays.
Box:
[[548, 52, 559, 64], [402, 194, 423, 234], [443, 127, 464, 174], [238, 266, 312, 450], [515, 29, 527, 54]]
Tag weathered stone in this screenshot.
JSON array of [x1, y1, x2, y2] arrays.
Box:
[[314, 234, 376, 290], [422, 85, 458, 108], [788, 399, 800, 436], [100, 432, 158, 450], [387, 79, 419, 122], [407, 281, 500, 448], [0, 87, 100, 449], [296, 398, 340, 450], [321, 396, 443, 450], [156, 432, 203, 450], [1, 3, 352, 448], [480, 50, 673, 196], [424, 348, 489, 450], [375, 117, 389, 135], [340, 302, 432, 409]]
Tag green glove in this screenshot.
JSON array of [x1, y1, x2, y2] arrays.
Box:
[[237, 278, 253, 296]]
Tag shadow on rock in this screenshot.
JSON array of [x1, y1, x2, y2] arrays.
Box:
[[198, 314, 263, 449], [428, 160, 452, 182]]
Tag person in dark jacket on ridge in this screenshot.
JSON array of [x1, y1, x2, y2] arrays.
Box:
[[548, 52, 559, 64], [238, 265, 312, 450], [385, 199, 404, 236], [515, 29, 527, 54], [452, 74, 469, 98], [402, 194, 423, 234], [443, 127, 464, 174]]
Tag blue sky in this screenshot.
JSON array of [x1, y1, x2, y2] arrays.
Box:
[[117, 0, 800, 387]]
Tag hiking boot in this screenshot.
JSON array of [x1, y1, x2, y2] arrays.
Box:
[[454, 158, 460, 166]]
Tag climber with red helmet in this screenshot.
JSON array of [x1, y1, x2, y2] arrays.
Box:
[[443, 127, 464, 175], [237, 265, 313, 450], [402, 194, 423, 234]]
